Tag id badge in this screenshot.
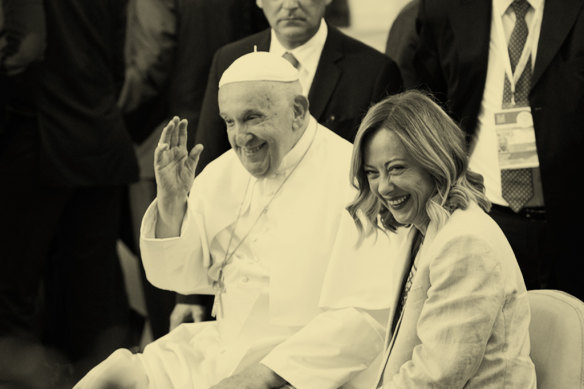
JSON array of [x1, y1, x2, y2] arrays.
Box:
[[494, 107, 539, 169]]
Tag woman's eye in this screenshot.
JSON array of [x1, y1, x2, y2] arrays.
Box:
[[365, 170, 378, 178], [388, 165, 405, 174]]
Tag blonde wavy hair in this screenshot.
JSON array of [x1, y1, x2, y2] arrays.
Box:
[[347, 90, 490, 237]]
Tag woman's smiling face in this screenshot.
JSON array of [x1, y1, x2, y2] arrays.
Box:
[[363, 128, 434, 232]]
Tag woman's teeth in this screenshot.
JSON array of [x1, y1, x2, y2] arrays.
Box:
[[388, 195, 408, 206]]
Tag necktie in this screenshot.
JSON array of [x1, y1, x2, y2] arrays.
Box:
[[501, 0, 533, 212], [282, 52, 300, 69]]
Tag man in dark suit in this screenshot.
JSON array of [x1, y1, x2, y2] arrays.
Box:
[[0, 0, 138, 383], [194, 0, 403, 172], [413, 0, 584, 300]]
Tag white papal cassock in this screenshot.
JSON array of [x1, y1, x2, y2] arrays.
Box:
[[137, 117, 398, 389]]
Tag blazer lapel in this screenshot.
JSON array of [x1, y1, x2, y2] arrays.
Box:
[[308, 27, 343, 121], [374, 227, 418, 386], [532, 0, 584, 88]]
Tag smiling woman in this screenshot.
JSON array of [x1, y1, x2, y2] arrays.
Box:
[[346, 90, 536, 388]]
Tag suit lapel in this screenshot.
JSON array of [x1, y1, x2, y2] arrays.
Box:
[[374, 227, 418, 386], [532, 0, 584, 88], [375, 220, 440, 387], [308, 27, 343, 121]]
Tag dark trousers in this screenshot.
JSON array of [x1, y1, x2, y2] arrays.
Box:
[[0, 115, 131, 378], [489, 205, 550, 291]]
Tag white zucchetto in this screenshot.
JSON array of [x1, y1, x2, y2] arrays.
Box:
[[219, 50, 300, 88]]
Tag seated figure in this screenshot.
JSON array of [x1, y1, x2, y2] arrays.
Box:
[[75, 51, 396, 389]]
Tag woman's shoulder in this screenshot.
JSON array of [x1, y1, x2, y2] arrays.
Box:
[[431, 202, 512, 257]]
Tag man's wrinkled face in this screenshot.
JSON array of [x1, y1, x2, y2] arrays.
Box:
[[219, 81, 300, 177], [256, 0, 332, 49]]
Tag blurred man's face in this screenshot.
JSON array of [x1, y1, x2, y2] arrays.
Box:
[[256, 0, 332, 49], [219, 81, 304, 177]]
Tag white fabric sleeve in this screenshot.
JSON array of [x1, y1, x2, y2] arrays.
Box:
[[261, 307, 385, 389], [139, 198, 213, 295]]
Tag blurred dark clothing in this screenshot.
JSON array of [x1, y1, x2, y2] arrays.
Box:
[[195, 25, 403, 173], [385, 0, 420, 88], [0, 0, 138, 381], [119, 0, 268, 339], [37, 0, 137, 186], [0, 0, 45, 128], [121, 0, 269, 146]]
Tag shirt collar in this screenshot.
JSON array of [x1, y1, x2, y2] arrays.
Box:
[[269, 19, 328, 72]]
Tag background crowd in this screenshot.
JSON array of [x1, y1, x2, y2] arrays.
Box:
[[0, 0, 582, 387]]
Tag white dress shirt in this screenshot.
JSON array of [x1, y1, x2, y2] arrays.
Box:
[[469, 0, 544, 206], [269, 19, 328, 95]]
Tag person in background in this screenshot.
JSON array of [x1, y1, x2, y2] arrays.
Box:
[[74, 51, 394, 389], [348, 90, 536, 388], [1, 0, 138, 384], [195, 0, 403, 171], [384, 0, 420, 88], [412, 0, 584, 300]]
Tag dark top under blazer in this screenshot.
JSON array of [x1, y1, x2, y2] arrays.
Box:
[[194, 25, 403, 173]]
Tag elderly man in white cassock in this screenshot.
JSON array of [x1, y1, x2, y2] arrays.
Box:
[[74, 51, 396, 389]]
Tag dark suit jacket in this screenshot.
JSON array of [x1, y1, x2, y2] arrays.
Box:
[[36, 0, 138, 186], [413, 0, 584, 298], [385, 0, 420, 88], [194, 25, 403, 172]]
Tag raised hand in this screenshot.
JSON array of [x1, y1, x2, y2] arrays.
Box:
[[155, 117, 203, 199], [154, 117, 203, 238]]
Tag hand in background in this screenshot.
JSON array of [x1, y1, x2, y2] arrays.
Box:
[[169, 303, 207, 331]]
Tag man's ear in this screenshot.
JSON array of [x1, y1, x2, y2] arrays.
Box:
[[256, 0, 263, 9], [292, 95, 309, 124]]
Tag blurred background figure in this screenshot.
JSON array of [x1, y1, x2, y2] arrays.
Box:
[[411, 0, 584, 300], [384, 0, 419, 88], [1, 0, 138, 386]]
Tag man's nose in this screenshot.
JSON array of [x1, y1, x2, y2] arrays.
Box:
[[235, 129, 254, 146], [282, 0, 299, 10]]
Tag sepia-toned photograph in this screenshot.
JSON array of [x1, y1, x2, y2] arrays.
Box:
[[1, 0, 582, 388]]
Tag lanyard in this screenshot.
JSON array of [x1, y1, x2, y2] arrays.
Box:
[[493, 1, 540, 105]]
